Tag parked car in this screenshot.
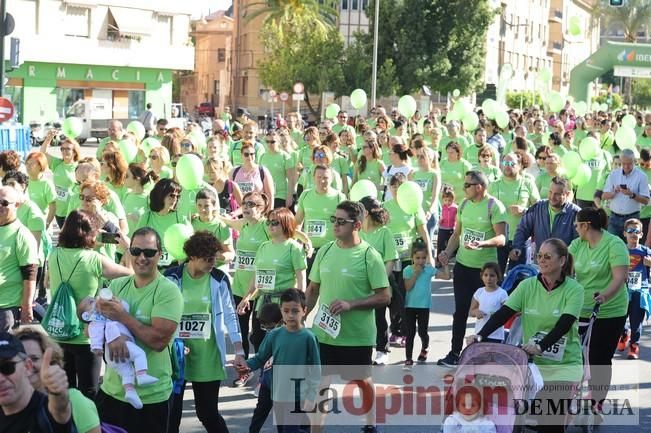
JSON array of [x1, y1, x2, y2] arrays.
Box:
[[195, 102, 215, 117]]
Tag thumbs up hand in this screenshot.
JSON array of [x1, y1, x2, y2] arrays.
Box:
[[40, 348, 68, 396]]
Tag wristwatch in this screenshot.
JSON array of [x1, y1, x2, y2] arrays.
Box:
[[631, 193, 637, 200]]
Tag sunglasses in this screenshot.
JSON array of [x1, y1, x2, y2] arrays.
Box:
[[502, 160, 516, 167], [181, 141, 193, 148], [626, 228, 641, 234], [128, 247, 159, 258], [0, 359, 23, 376], [150, 155, 159, 160], [266, 219, 280, 227], [244, 201, 261, 208], [168, 193, 180, 199], [0, 199, 15, 207], [314, 152, 327, 159], [79, 194, 95, 203], [171, 162, 178, 168], [464, 183, 479, 189], [60, 147, 73, 152], [330, 215, 355, 226], [266, 139, 276, 144], [480, 154, 492, 158], [536, 253, 554, 261], [243, 152, 256, 157]]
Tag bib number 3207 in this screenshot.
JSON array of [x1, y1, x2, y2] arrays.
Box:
[[316, 304, 341, 339]]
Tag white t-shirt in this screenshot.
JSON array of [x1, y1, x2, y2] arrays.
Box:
[[443, 412, 497, 433], [473, 286, 509, 340], [383, 164, 413, 200]]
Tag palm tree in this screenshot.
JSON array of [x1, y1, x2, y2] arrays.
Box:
[[591, 0, 651, 104], [244, 0, 338, 31]]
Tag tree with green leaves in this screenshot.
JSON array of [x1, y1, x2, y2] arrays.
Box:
[[340, 32, 399, 98], [245, 0, 338, 31], [632, 79, 651, 108], [591, 0, 651, 104], [257, 13, 346, 118]]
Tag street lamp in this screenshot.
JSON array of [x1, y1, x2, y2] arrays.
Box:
[[370, 0, 379, 108]]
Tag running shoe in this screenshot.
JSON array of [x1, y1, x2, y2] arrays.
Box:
[[417, 349, 428, 363], [373, 351, 389, 365], [628, 343, 639, 360], [232, 372, 253, 387], [389, 334, 399, 346], [436, 351, 459, 367], [403, 360, 414, 371], [617, 330, 630, 352]]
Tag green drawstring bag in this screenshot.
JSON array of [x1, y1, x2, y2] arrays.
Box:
[[42, 256, 82, 340]]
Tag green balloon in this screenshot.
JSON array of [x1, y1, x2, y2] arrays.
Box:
[[62, 117, 83, 138], [452, 89, 460, 98], [398, 95, 417, 118], [599, 103, 609, 113], [568, 16, 582, 37], [622, 114, 636, 129], [481, 99, 497, 119], [537, 68, 551, 83], [549, 91, 565, 112], [396, 181, 423, 214], [176, 154, 204, 190], [495, 111, 509, 129], [615, 126, 637, 150], [575, 101, 588, 117], [127, 121, 146, 141], [561, 151, 582, 178], [164, 224, 194, 261], [349, 180, 378, 201], [325, 103, 340, 120], [572, 164, 591, 187], [118, 139, 138, 163], [462, 112, 479, 131], [350, 89, 367, 110], [578, 137, 599, 160], [141, 137, 161, 156]]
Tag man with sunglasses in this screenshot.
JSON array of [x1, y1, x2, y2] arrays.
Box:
[[332, 111, 354, 136], [0, 332, 73, 432], [438, 171, 507, 367], [153, 119, 169, 141], [0, 186, 39, 331], [306, 201, 390, 433], [95, 227, 183, 433]]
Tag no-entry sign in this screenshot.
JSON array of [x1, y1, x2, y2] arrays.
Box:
[[0, 97, 15, 122]]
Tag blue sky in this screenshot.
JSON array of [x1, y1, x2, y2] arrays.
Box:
[[191, 0, 232, 18]]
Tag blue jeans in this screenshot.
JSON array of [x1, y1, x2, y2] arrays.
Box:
[[628, 290, 647, 344], [608, 211, 639, 242], [426, 212, 438, 258]]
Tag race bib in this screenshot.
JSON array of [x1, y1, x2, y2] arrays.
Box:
[[55, 186, 68, 201], [627, 271, 642, 290], [177, 313, 211, 339], [238, 182, 254, 194], [159, 250, 172, 266], [394, 233, 412, 258], [530, 331, 566, 362], [462, 228, 486, 244], [414, 179, 429, 191], [306, 220, 326, 238], [316, 304, 341, 339], [586, 159, 600, 169], [255, 269, 277, 292], [235, 250, 256, 271]]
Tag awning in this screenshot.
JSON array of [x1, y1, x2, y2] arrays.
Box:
[[108, 6, 152, 36]]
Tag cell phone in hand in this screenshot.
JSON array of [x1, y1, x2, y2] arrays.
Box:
[[620, 184, 628, 189], [99, 232, 120, 244]]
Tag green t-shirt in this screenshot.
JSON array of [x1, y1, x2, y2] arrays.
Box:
[[456, 196, 507, 269], [102, 273, 183, 404], [136, 210, 191, 266], [97, 137, 129, 159], [47, 247, 103, 344], [600, 130, 615, 155], [640, 167, 651, 219], [382, 199, 426, 260], [0, 220, 39, 308], [440, 159, 473, 204], [107, 182, 128, 202], [412, 169, 438, 212], [191, 217, 232, 267], [123, 191, 149, 236], [574, 129, 588, 145], [332, 154, 351, 180], [27, 178, 56, 216], [536, 171, 553, 198], [17, 200, 47, 264], [527, 133, 544, 148], [360, 226, 399, 263], [259, 150, 291, 199], [568, 230, 629, 319], [638, 135, 651, 149], [355, 159, 384, 189], [478, 165, 501, 183], [488, 176, 540, 241], [440, 136, 469, 155], [576, 150, 611, 202], [229, 140, 265, 166], [69, 388, 100, 433], [253, 239, 306, 300], [298, 165, 343, 191], [176, 182, 217, 220], [505, 276, 584, 382], [309, 241, 389, 346], [67, 186, 127, 222], [232, 220, 270, 297], [298, 188, 346, 248], [48, 156, 77, 218], [181, 267, 224, 382]]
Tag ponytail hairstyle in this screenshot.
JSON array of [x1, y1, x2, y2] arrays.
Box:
[[576, 206, 608, 231], [359, 196, 390, 226], [541, 238, 574, 278], [391, 143, 414, 161], [128, 163, 159, 188], [410, 238, 429, 258]]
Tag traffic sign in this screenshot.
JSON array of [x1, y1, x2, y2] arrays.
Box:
[[293, 82, 304, 94], [280, 92, 289, 102], [292, 93, 305, 101], [0, 97, 15, 122], [269, 89, 277, 98]]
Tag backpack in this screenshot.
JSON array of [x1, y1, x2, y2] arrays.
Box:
[[459, 196, 496, 224], [42, 256, 83, 340], [232, 165, 266, 183]]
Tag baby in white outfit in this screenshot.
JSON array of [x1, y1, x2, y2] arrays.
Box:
[[78, 288, 158, 409]]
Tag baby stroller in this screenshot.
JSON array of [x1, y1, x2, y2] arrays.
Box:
[[572, 303, 602, 433], [445, 342, 531, 433]]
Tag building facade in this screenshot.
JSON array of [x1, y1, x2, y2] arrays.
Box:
[[3, 0, 193, 133]]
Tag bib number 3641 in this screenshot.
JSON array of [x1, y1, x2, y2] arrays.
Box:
[[316, 304, 341, 339]]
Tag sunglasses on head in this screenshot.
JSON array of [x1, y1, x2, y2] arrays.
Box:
[[0, 199, 15, 207], [129, 247, 159, 258], [626, 228, 641, 234], [0, 359, 23, 376], [266, 219, 280, 227], [330, 215, 355, 226]]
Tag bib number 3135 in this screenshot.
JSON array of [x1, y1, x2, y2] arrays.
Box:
[[316, 304, 341, 339]]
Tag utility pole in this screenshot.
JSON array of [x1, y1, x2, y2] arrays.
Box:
[[0, 0, 7, 97], [370, 0, 379, 108]]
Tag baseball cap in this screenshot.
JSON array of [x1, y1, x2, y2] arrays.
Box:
[[0, 332, 25, 360]]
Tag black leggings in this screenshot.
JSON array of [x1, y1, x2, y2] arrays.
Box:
[[59, 343, 101, 399], [233, 295, 255, 357], [389, 263, 409, 337], [579, 315, 627, 409], [249, 382, 273, 433], [451, 262, 483, 355], [170, 380, 228, 433], [96, 389, 172, 433], [405, 308, 430, 361]]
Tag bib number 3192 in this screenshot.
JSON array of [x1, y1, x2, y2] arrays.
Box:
[[316, 304, 341, 339]]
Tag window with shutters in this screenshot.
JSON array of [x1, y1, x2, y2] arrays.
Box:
[[64, 6, 90, 38]]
